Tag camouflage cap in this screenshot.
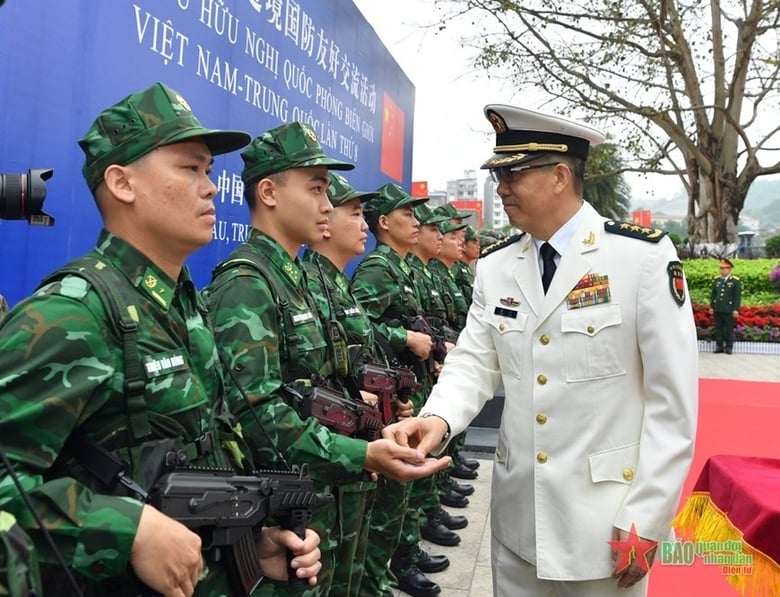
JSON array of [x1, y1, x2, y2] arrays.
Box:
[[413, 204, 447, 227], [439, 220, 468, 235], [364, 183, 427, 230], [433, 203, 473, 220], [241, 122, 354, 185], [465, 225, 478, 241], [327, 172, 378, 207], [79, 82, 251, 191]]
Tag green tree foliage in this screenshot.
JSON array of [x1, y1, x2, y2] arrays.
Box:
[[584, 142, 631, 220], [436, 0, 780, 246], [765, 234, 780, 258]]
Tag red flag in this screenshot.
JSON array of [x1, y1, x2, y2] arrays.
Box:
[[380, 92, 405, 181], [411, 181, 428, 198]]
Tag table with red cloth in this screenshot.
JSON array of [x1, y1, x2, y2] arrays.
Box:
[[673, 455, 780, 597]]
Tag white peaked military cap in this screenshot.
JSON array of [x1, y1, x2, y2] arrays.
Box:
[[480, 104, 606, 170]]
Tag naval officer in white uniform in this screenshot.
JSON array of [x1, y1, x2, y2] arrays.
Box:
[[383, 104, 698, 596]]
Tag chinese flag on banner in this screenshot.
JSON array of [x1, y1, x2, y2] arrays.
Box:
[[411, 181, 428, 198], [380, 92, 405, 181]]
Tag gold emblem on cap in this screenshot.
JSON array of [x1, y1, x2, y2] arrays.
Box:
[[144, 275, 158, 289], [487, 111, 507, 134], [303, 125, 318, 143], [175, 94, 192, 112], [488, 153, 528, 166]]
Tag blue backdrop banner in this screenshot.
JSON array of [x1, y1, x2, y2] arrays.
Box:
[[0, 0, 414, 304]]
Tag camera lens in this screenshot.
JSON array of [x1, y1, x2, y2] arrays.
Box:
[[0, 168, 54, 225]]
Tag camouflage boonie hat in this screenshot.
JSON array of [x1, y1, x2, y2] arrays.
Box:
[[327, 172, 378, 207], [413, 204, 447, 227], [433, 203, 473, 220], [79, 82, 251, 190], [364, 183, 427, 231], [465, 225, 478, 241], [439, 220, 468, 235], [241, 122, 354, 185]]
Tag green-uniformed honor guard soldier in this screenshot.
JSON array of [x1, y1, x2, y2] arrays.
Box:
[[709, 258, 742, 354], [351, 184, 449, 597], [301, 172, 380, 597], [0, 82, 324, 597], [203, 124, 449, 596]]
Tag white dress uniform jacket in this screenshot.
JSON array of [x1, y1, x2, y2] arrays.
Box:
[[421, 202, 698, 581]]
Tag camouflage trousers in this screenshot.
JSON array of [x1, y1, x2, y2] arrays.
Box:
[[330, 479, 377, 597], [360, 476, 411, 596]]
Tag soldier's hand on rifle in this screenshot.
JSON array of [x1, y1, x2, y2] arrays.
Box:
[[394, 396, 414, 419], [131, 504, 204, 597], [257, 527, 322, 586], [406, 329, 432, 360], [364, 438, 451, 482], [359, 390, 379, 406], [444, 341, 455, 353]]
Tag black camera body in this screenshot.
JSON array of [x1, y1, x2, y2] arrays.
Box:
[[0, 168, 54, 226]]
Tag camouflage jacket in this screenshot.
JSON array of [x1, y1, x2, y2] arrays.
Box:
[[406, 253, 451, 327], [0, 231, 238, 594], [301, 249, 384, 365], [350, 243, 433, 394], [452, 260, 475, 305], [428, 258, 469, 330], [203, 230, 367, 492]]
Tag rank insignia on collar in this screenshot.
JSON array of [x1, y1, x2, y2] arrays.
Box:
[[500, 297, 520, 306], [144, 274, 158, 289], [582, 231, 595, 246], [667, 261, 686, 306]]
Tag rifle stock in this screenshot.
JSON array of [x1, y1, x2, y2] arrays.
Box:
[[358, 362, 418, 424], [404, 314, 448, 372], [285, 383, 384, 441], [148, 465, 333, 595]]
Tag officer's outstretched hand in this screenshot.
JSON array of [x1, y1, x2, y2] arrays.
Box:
[[365, 438, 451, 482], [258, 527, 322, 586], [383, 413, 450, 457], [132, 504, 204, 597]]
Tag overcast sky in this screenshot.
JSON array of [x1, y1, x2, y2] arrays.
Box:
[[351, 0, 686, 201], [351, 0, 506, 192]]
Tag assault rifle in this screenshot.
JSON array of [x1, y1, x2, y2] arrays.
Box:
[[404, 314, 449, 373], [148, 464, 333, 595], [357, 361, 418, 425], [284, 383, 384, 441]]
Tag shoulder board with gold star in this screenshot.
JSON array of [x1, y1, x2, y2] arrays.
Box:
[[603, 221, 666, 243], [480, 233, 526, 258]]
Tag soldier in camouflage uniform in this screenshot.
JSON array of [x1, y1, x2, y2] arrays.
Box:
[[300, 173, 379, 597], [202, 124, 449, 597], [406, 205, 473, 547], [428, 220, 482, 485], [433, 203, 475, 307], [302, 172, 416, 597], [0, 82, 323, 596], [351, 184, 447, 597]]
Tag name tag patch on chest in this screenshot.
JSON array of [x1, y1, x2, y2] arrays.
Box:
[[342, 306, 362, 317], [144, 351, 189, 377], [292, 311, 315, 324], [494, 306, 518, 319]]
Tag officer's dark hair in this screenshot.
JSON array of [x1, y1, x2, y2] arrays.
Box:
[[551, 153, 586, 197], [244, 170, 289, 211]]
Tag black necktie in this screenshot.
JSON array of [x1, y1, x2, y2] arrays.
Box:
[[540, 242, 558, 294]]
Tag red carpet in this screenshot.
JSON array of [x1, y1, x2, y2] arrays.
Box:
[[649, 378, 780, 596]]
